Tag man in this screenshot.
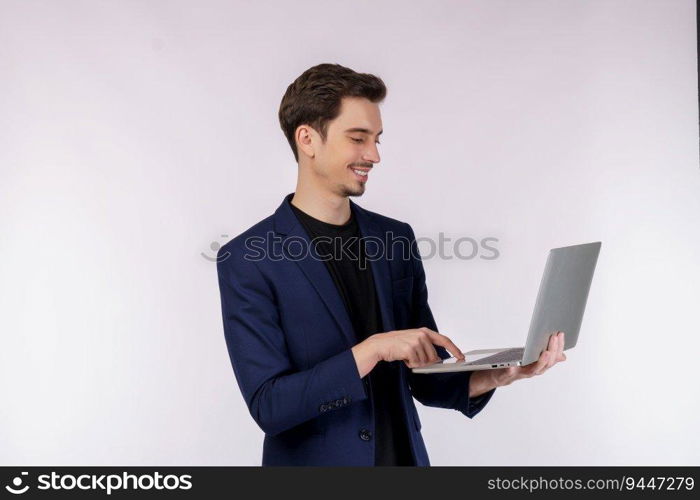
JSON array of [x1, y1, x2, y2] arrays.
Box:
[[215, 63, 566, 466]]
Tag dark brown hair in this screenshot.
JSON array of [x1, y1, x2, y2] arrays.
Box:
[[278, 63, 387, 162]]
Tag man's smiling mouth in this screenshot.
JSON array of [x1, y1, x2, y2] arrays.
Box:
[[349, 166, 371, 180]]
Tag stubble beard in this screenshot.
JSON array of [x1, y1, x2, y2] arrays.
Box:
[[339, 181, 365, 198]]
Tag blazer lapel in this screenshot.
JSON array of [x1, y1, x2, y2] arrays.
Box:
[[273, 193, 357, 348], [351, 199, 396, 334], [272, 193, 397, 348]]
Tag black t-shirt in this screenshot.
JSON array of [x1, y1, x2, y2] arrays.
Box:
[[289, 200, 415, 466]]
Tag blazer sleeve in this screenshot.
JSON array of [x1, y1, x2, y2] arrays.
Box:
[[403, 223, 496, 419], [216, 244, 368, 436]]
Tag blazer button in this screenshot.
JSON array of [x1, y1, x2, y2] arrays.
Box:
[[359, 429, 372, 441]]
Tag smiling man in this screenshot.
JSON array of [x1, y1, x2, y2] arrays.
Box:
[[215, 63, 566, 466]]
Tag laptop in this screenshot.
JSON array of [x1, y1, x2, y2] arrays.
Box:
[[412, 241, 601, 374]]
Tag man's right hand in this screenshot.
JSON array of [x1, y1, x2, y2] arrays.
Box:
[[351, 327, 465, 378]]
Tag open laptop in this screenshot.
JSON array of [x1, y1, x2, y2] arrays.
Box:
[[412, 241, 601, 374]]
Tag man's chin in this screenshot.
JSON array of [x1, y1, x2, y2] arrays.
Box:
[[339, 184, 366, 198]]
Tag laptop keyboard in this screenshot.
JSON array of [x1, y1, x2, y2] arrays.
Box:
[[464, 347, 524, 366]]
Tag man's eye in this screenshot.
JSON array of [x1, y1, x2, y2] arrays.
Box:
[[351, 138, 381, 145]]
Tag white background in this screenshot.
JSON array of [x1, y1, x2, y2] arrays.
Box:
[[1, 0, 698, 465]]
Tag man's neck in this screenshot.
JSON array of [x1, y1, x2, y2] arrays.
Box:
[[290, 185, 351, 225]]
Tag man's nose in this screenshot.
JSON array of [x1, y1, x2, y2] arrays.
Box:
[[362, 143, 380, 164]]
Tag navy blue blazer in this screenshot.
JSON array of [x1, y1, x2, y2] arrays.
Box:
[[216, 193, 496, 466]]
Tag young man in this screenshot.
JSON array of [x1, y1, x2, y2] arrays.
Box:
[[215, 63, 566, 466]]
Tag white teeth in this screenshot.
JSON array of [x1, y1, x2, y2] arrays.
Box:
[[352, 169, 368, 176]]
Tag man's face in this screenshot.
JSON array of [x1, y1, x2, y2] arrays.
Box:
[[302, 96, 382, 198]]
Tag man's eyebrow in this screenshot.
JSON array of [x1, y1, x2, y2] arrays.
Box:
[[344, 127, 383, 136]]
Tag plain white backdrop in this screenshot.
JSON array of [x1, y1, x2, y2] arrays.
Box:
[[1, 0, 698, 465]]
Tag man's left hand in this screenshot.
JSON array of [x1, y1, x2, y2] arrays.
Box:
[[491, 331, 567, 388]]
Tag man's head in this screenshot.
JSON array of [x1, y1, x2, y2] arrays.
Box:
[[278, 63, 386, 197]]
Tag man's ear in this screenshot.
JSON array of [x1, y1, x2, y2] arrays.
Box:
[[296, 124, 315, 159]]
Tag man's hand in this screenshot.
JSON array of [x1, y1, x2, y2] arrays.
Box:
[[351, 327, 464, 378], [469, 331, 567, 397]]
